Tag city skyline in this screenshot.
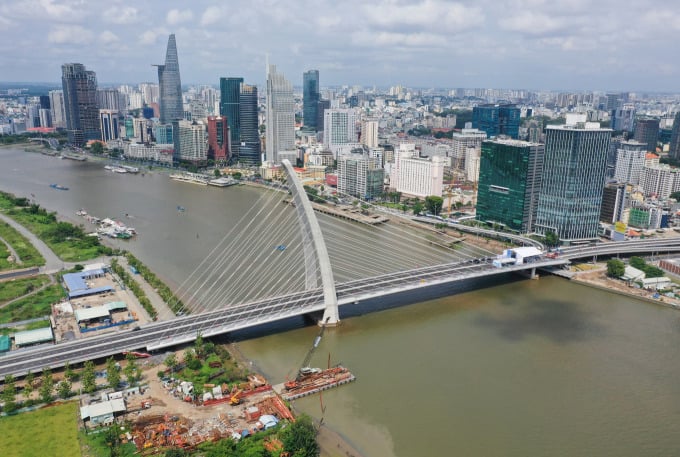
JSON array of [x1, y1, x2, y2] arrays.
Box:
[[1, 0, 679, 91]]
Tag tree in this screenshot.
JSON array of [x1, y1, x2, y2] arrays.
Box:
[[23, 371, 35, 400], [412, 201, 424, 216], [90, 141, 104, 155], [232, 171, 242, 180], [194, 334, 205, 359], [124, 353, 140, 386], [2, 374, 18, 413], [607, 259, 625, 278], [544, 230, 559, 247], [630, 256, 646, 270], [57, 379, 73, 399], [424, 196, 444, 216], [165, 449, 187, 457], [106, 357, 121, 390], [281, 414, 319, 457], [82, 360, 97, 394], [64, 361, 77, 382], [214, 169, 221, 177], [165, 353, 178, 372], [670, 191, 680, 201], [39, 368, 54, 403]]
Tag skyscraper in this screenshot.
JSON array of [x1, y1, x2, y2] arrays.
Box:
[[156, 34, 183, 124], [476, 139, 544, 233], [633, 118, 659, 153], [49, 90, 66, 129], [265, 64, 295, 163], [613, 140, 646, 185], [337, 152, 384, 199], [361, 118, 378, 148], [535, 118, 612, 242], [668, 112, 680, 160], [303, 70, 320, 131], [323, 109, 357, 153], [99, 110, 119, 142], [61, 63, 100, 146], [239, 84, 261, 165], [219, 77, 244, 159], [472, 104, 520, 139]]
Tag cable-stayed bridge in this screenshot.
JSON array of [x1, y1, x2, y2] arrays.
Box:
[[2, 161, 680, 379]]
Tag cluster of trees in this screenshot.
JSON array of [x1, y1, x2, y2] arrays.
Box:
[[110, 258, 158, 320], [125, 252, 187, 315], [607, 256, 665, 279], [303, 185, 325, 203]]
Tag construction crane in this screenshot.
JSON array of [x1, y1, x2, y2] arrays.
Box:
[[285, 317, 330, 389]]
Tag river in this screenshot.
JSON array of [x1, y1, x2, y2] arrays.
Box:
[[2, 147, 680, 456]]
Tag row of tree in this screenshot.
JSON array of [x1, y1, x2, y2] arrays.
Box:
[[0, 355, 143, 415]]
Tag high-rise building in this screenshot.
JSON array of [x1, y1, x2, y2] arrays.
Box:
[[39, 95, 50, 110], [316, 100, 330, 133], [206, 116, 229, 163], [450, 128, 487, 170], [476, 139, 544, 233], [535, 119, 612, 242], [49, 90, 66, 129], [323, 109, 357, 153], [39, 109, 52, 128], [611, 105, 635, 132], [139, 83, 159, 105], [156, 34, 183, 124], [633, 118, 659, 153], [265, 64, 295, 163], [219, 77, 244, 159], [61, 63, 101, 145], [303, 70, 320, 131], [239, 84, 261, 165], [472, 104, 520, 139], [97, 89, 125, 112], [669, 112, 680, 160], [173, 120, 207, 165], [640, 164, 680, 200], [26, 104, 40, 128], [600, 183, 627, 224], [337, 152, 384, 199], [613, 140, 646, 185], [99, 110, 119, 142], [361, 118, 378, 148]]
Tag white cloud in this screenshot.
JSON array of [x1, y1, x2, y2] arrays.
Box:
[[99, 30, 119, 45], [499, 12, 567, 35], [363, 0, 484, 33], [166, 9, 193, 25], [200, 6, 224, 26], [103, 6, 140, 25], [47, 25, 94, 45]]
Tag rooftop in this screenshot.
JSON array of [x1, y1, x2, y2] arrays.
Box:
[[14, 326, 54, 346]]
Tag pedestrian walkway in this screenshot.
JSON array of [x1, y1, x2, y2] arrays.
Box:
[[117, 256, 176, 321]]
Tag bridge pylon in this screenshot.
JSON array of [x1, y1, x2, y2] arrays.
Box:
[[281, 160, 339, 325]]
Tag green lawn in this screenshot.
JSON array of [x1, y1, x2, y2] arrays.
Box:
[[1, 402, 81, 457], [0, 275, 51, 303], [0, 221, 45, 269], [0, 283, 65, 324], [0, 191, 111, 262], [0, 318, 50, 336]]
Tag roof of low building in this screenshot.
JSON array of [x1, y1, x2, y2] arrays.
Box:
[[80, 398, 126, 420], [14, 326, 54, 346], [75, 306, 110, 322]]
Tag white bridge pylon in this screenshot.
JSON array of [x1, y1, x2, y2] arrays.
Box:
[[281, 159, 340, 325]]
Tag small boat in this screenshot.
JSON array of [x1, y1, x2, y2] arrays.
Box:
[[50, 184, 69, 191], [177, 205, 185, 212], [276, 244, 287, 251]]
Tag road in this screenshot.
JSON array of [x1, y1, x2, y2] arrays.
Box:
[[0, 213, 63, 273], [0, 235, 22, 264]]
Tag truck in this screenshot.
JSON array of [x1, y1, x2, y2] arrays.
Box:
[[493, 257, 517, 268]]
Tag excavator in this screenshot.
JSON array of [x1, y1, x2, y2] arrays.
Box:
[[229, 388, 243, 406], [284, 317, 330, 390]]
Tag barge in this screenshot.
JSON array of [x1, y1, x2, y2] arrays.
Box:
[[279, 366, 356, 401]]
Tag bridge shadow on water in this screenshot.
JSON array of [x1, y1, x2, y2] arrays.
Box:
[[224, 272, 529, 343]]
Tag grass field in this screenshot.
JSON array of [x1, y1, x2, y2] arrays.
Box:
[[0, 275, 51, 303], [0, 191, 111, 262], [0, 221, 45, 269], [1, 402, 81, 457], [0, 283, 65, 324]]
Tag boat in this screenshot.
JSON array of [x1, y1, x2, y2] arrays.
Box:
[[177, 205, 185, 212], [208, 177, 238, 187], [49, 184, 69, 191], [281, 365, 356, 401], [120, 165, 139, 173], [105, 165, 127, 173], [276, 244, 287, 251], [169, 173, 210, 185], [76, 209, 88, 216]]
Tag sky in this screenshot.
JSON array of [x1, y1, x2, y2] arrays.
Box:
[[1, 0, 679, 91]]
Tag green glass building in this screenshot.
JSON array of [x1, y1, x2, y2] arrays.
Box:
[[476, 139, 544, 233]]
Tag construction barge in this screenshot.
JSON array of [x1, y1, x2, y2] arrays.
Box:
[[277, 366, 356, 401]]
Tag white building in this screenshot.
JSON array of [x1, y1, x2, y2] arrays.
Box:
[[465, 147, 480, 182], [640, 164, 680, 199], [614, 140, 646, 185], [391, 143, 445, 198], [99, 110, 119, 142], [124, 142, 174, 165], [324, 109, 357, 156], [176, 120, 207, 164], [337, 152, 384, 199], [265, 64, 295, 163], [360, 118, 379, 148]]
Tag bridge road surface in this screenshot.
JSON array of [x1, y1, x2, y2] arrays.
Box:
[[0, 258, 572, 379], [3, 236, 680, 380]]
